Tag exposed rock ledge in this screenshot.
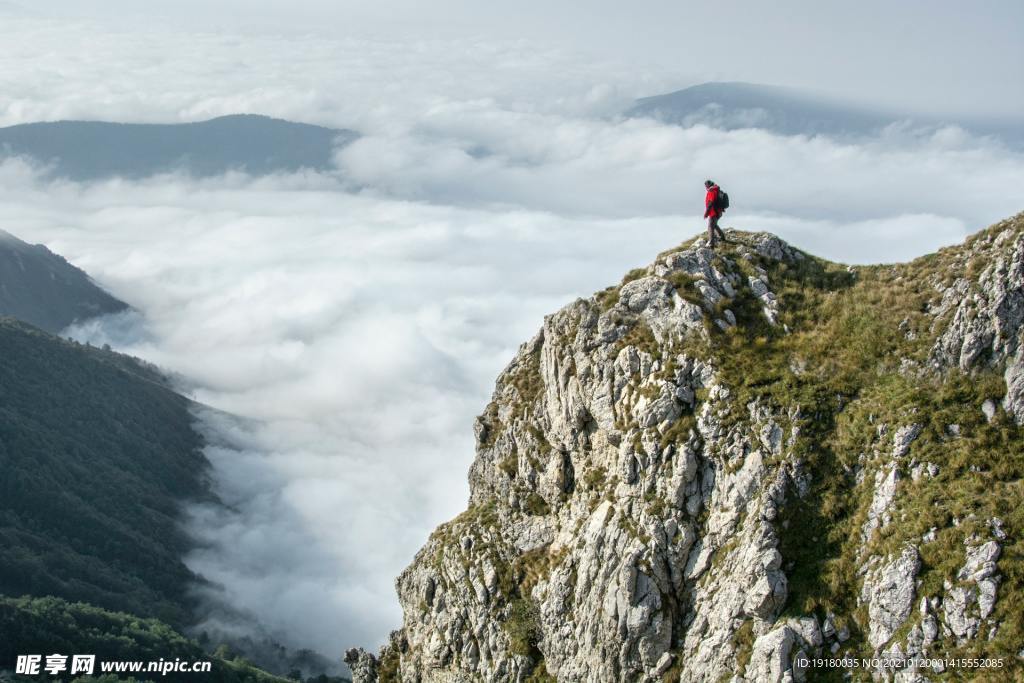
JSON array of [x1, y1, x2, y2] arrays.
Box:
[[349, 215, 1024, 682]]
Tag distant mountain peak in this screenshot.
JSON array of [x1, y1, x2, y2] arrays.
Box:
[[626, 81, 896, 137], [0, 114, 358, 180], [627, 81, 1023, 146]]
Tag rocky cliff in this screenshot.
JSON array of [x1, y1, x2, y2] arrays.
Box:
[[348, 214, 1024, 682]]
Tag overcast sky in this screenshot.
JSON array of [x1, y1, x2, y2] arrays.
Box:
[[1, 0, 1022, 671], [14, 0, 1024, 119]]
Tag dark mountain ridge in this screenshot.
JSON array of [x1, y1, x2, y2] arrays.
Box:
[[627, 82, 1024, 146], [0, 320, 323, 682], [0, 229, 128, 333], [0, 113, 357, 180], [0, 317, 207, 626]]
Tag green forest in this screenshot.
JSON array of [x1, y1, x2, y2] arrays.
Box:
[[0, 318, 208, 626], [0, 318, 339, 681], [0, 596, 290, 683]]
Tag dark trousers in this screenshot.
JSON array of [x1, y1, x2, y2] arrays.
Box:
[[708, 214, 726, 245]]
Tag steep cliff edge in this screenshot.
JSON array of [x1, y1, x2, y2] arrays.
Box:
[[349, 214, 1024, 682]]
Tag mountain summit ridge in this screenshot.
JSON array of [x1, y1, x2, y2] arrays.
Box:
[[627, 81, 893, 136], [627, 82, 1024, 146], [349, 214, 1024, 682], [0, 114, 356, 180], [0, 229, 128, 333]]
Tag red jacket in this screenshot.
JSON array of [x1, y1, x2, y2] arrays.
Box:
[[705, 185, 721, 219]]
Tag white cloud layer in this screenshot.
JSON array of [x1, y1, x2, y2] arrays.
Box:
[[1, 10, 1022, 665], [9, 0, 1024, 118]]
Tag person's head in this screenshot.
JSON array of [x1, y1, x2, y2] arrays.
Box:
[[704, 180, 714, 188]]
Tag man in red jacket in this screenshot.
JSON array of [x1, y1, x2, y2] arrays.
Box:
[[704, 179, 727, 247]]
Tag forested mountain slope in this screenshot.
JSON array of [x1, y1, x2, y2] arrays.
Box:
[[0, 230, 127, 333], [0, 318, 206, 626]]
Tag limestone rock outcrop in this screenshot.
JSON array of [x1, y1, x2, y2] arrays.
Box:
[[349, 215, 1024, 682]]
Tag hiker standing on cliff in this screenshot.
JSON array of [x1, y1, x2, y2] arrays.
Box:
[[704, 179, 727, 247]]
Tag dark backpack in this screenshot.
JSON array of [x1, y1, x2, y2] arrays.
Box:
[[716, 189, 730, 212]]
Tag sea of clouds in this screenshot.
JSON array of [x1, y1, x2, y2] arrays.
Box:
[[1, 6, 1022, 664]]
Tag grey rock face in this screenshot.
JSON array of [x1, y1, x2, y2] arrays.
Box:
[[930, 221, 1024, 422], [941, 539, 1003, 643], [344, 648, 379, 683], [982, 398, 998, 423], [350, 219, 1024, 682], [860, 546, 920, 649], [365, 235, 809, 682], [872, 536, 1006, 680], [861, 423, 924, 543], [890, 424, 922, 458], [746, 626, 796, 683], [863, 465, 899, 541], [1004, 358, 1024, 423], [943, 585, 979, 641]]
